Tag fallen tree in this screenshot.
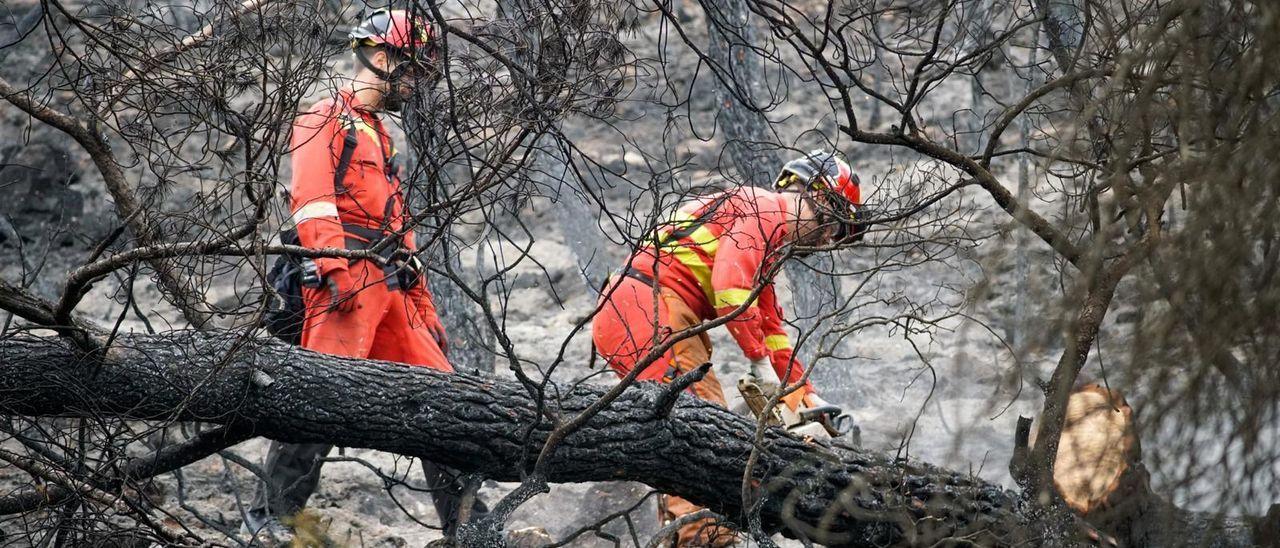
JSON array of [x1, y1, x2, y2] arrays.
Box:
[[5, 332, 1274, 546], [0, 330, 1091, 547]]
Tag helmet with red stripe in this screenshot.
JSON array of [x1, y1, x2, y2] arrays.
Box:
[[349, 9, 439, 84], [349, 9, 435, 55], [773, 150, 867, 242]]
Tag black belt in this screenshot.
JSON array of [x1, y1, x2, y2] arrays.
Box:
[[341, 223, 407, 290], [601, 267, 658, 295]]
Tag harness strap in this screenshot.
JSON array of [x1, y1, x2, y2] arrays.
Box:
[[657, 191, 734, 246], [333, 119, 359, 195], [341, 223, 391, 245], [619, 267, 657, 287], [341, 223, 408, 291]]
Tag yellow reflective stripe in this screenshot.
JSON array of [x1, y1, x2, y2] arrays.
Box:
[[670, 246, 714, 303], [686, 224, 719, 256], [646, 210, 723, 303], [292, 201, 339, 224], [765, 334, 792, 352], [650, 211, 695, 246], [651, 211, 720, 253], [714, 288, 757, 309]]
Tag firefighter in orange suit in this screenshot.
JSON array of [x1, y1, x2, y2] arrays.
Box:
[[243, 9, 486, 543], [592, 150, 868, 546]]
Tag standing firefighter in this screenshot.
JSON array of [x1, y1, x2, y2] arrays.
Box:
[[592, 150, 867, 546], [244, 9, 487, 543]]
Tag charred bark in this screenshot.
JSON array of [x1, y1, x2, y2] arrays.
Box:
[[0, 331, 1089, 547]]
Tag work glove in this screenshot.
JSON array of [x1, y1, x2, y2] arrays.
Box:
[[740, 358, 813, 429], [324, 268, 359, 313], [425, 315, 448, 355], [748, 358, 781, 387], [397, 255, 425, 290], [409, 284, 448, 355], [738, 358, 782, 425]]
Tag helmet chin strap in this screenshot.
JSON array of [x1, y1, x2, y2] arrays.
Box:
[[355, 47, 415, 112], [355, 47, 395, 81]]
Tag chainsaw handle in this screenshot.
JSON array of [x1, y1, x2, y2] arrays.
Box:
[[798, 405, 844, 422], [798, 405, 854, 438]]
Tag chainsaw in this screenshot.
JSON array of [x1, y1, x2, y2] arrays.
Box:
[[736, 360, 852, 439]]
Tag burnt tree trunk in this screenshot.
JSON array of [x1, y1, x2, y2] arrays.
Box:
[[402, 91, 497, 376], [0, 331, 1097, 547]]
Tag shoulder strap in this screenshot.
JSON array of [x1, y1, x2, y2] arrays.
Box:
[[333, 101, 361, 195], [667, 190, 734, 242], [333, 122, 358, 195]]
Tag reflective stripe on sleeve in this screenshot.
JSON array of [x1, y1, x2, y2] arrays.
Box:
[[292, 201, 339, 224], [765, 334, 791, 351], [714, 288, 757, 309]]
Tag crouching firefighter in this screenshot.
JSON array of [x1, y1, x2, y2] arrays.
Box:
[[246, 9, 487, 544], [591, 150, 869, 547]]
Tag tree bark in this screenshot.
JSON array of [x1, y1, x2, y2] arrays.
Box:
[[0, 331, 1094, 547]]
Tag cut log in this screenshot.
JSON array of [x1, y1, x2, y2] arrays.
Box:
[[1024, 384, 1273, 548], [1050, 384, 1138, 515]]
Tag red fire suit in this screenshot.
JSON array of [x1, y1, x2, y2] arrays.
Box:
[[245, 91, 487, 536], [593, 186, 814, 394], [591, 186, 815, 547], [289, 89, 449, 370]]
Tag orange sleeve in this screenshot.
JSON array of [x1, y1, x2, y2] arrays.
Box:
[[758, 284, 814, 393], [711, 197, 788, 361], [289, 102, 348, 276]]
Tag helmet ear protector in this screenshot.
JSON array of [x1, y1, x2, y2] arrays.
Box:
[[811, 187, 866, 244], [773, 155, 839, 191], [831, 199, 868, 243]]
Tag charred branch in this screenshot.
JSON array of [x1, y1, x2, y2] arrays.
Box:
[[0, 424, 253, 515], [653, 362, 712, 419]]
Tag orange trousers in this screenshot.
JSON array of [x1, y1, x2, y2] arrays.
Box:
[[301, 259, 451, 371], [592, 276, 737, 547]]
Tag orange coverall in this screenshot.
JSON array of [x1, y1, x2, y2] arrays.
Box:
[[289, 89, 448, 370], [591, 186, 814, 547], [246, 91, 489, 534]]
